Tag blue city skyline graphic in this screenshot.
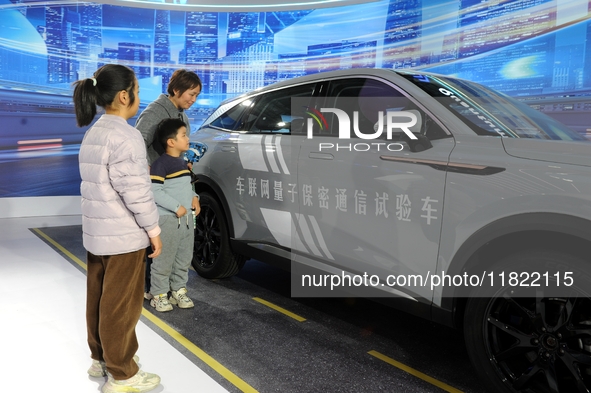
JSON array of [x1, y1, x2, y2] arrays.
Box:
[[1, 0, 591, 196]]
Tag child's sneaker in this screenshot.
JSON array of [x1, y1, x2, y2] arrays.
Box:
[[88, 359, 106, 378], [88, 355, 140, 377], [102, 369, 160, 393], [169, 288, 194, 309], [150, 293, 173, 312]]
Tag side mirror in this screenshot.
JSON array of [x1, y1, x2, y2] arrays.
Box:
[[402, 133, 432, 152], [373, 109, 423, 139]]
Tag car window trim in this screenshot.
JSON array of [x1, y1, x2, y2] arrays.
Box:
[[314, 75, 453, 139]]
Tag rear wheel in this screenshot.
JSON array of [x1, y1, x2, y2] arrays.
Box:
[[192, 192, 245, 279], [464, 251, 591, 393]]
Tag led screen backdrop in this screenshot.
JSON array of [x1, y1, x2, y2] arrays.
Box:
[[1, 0, 591, 197]]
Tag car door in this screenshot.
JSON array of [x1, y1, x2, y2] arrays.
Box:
[[223, 82, 317, 247], [293, 76, 455, 301]]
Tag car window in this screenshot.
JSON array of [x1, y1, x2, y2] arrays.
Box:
[[244, 83, 316, 134], [208, 99, 254, 131], [318, 78, 448, 141]]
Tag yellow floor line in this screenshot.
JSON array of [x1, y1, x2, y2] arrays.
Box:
[[142, 309, 258, 393], [368, 350, 464, 393], [33, 228, 258, 393], [252, 297, 306, 322], [32, 228, 87, 271]]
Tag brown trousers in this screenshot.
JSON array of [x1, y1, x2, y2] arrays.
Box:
[[86, 249, 145, 380]]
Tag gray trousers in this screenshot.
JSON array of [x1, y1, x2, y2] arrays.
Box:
[[150, 214, 194, 296]]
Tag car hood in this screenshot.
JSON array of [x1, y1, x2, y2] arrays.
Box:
[[502, 138, 591, 167]]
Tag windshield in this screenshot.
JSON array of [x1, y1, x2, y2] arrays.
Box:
[[398, 72, 585, 141]]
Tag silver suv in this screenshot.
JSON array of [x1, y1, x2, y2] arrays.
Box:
[[190, 68, 591, 393]]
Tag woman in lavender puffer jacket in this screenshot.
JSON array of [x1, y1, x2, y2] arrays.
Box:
[[73, 64, 162, 393]]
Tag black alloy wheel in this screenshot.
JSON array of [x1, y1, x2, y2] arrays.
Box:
[[192, 192, 245, 279], [464, 251, 591, 393]]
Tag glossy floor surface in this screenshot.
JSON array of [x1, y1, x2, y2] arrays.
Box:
[[0, 215, 228, 393], [1, 215, 486, 393]]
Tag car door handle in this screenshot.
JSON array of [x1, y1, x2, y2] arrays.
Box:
[[309, 152, 334, 160], [221, 146, 236, 152], [380, 155, 505, 175]]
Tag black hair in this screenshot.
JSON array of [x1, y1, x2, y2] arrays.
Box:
[[167, 69, 202, 97], [72, 64, 137, 127], [154, 118, 187, 155]]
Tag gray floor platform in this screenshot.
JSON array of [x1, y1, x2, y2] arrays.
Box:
[[0, 215, 228, 393], [1, 215, 486, 393]]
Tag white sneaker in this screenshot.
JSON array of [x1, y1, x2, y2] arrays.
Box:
[[169, 288, 194, 309], [102, 369, 160, 393], [150, 293, 173, 312], [144, 292, 153, 300], [88, 360, 106, 378], [88, 355, 140, 377]]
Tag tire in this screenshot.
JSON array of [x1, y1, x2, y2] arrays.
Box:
[[192, 192, 246, 279], [464, 250, 591, 393]]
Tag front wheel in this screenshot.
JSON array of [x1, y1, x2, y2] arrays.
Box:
[[464, 250, 591, 393], [192, 192, 245, 279]]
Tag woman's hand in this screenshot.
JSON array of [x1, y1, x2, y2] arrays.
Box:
[[148, 235, 162, 258], [192, 196, 201, 216]]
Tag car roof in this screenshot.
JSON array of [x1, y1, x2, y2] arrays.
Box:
[[261, 67, 398, 90], [218, 67, 456, 107], [219, 69, 377, 103]]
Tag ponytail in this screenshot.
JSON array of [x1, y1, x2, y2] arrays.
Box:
[[72, 64, 137, 127]]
